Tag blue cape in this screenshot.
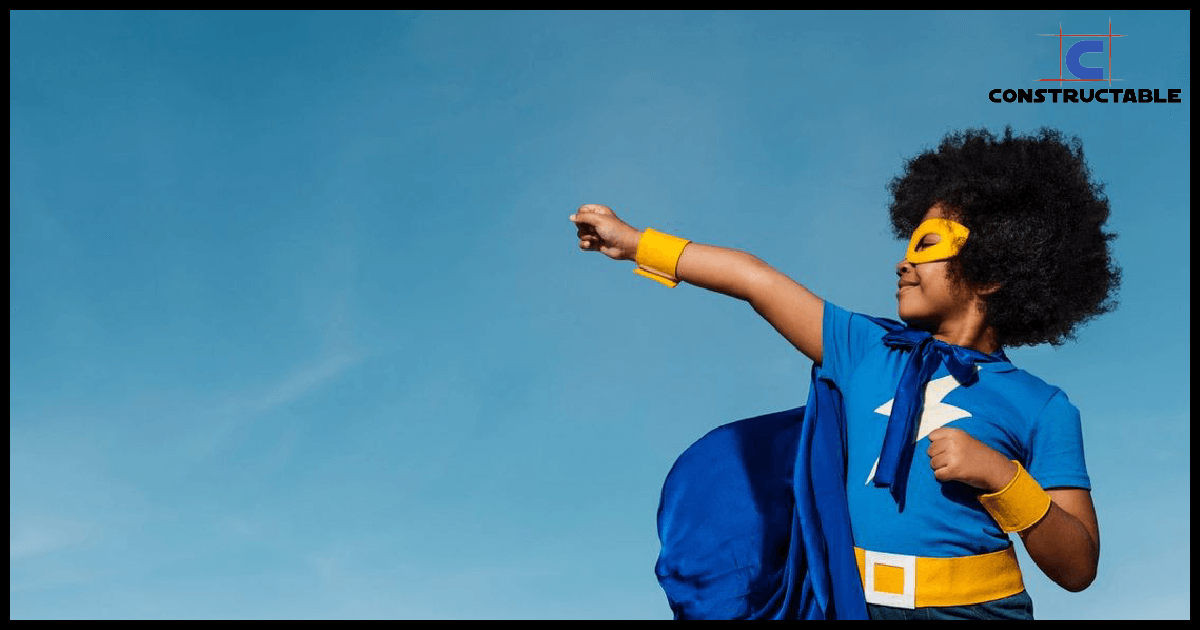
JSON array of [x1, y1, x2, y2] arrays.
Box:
[[655, 365, 868, 619]]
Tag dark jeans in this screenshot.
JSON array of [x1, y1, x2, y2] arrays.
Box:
[[866, 591, 1034, 620]]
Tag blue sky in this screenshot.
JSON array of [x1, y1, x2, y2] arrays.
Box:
[[10, 10, 1189, 620]]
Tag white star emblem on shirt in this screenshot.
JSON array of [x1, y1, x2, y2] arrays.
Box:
[[865, 373, 973, 485]]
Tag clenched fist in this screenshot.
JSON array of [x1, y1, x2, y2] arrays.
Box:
[[927, 427, 1019, 493], [569, 204, 643, 261]]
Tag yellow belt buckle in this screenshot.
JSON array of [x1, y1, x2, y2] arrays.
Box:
[[863, 550, 917, 609]]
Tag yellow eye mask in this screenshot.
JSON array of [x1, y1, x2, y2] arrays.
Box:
[[905, 218, 970, 264]]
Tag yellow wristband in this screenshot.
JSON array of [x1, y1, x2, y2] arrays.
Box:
[[978, 461, 1053, 533], [633, 228, 691, 288]]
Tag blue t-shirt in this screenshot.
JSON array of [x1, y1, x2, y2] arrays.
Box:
[[821, 301, 1091, 558]]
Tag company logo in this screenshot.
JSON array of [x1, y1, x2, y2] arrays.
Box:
[[1038, 22, 1123, 85], [988, 20, 1183, 104]]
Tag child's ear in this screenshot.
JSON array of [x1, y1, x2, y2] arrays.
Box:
[[977, 282, 1003, 296]]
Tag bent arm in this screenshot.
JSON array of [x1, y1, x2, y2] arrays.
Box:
[[672, 241, 824, 364], [1017, 488, 1100, 592]]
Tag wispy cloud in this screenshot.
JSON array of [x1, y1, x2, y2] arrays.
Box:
[[217, 349, 364, 419], [189, 348, 367, 461]]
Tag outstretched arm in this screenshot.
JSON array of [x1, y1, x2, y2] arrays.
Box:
[[570, 204, 825, 364], [740, 263, 825, 365]]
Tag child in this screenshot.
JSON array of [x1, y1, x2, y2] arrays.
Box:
[[569, 127, 1117, 620]]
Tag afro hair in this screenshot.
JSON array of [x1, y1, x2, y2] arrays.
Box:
[[887, 126, 1121, 348]]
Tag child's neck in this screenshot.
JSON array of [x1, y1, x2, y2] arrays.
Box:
[[931, 320, 1002, 356]]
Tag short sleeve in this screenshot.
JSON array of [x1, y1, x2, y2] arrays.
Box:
[[820, 301, 885, 384], [1025, 390, 1091, 491]]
